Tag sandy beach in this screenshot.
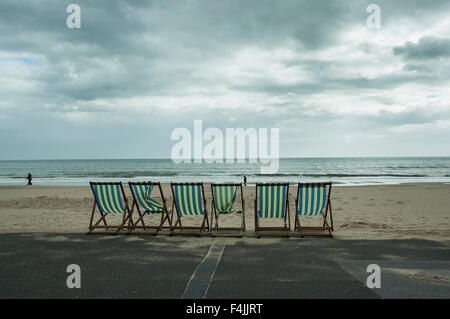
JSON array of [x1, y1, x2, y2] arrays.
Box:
[[0, 183, 449, 241]]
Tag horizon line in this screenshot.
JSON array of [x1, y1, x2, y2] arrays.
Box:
[[1, 155, 450, 161]]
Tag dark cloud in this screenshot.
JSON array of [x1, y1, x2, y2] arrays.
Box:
[[394, 36, 450, 60], [0, 0, 449, 159]]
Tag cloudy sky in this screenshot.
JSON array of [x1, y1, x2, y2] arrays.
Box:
[[1, 0, 449, 160]]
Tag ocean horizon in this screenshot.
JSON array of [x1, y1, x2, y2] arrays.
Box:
[[1, 157, 449, 186]]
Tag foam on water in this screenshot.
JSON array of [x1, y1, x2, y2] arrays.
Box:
[[0, 157, 449, 186]]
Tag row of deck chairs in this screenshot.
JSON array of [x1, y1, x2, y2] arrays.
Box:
[[88, 182, 334, 238]]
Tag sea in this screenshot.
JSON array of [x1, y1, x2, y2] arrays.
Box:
[[0, 157, 449, 186]]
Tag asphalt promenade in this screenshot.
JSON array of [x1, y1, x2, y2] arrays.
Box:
[[0, 233, 448, 298]]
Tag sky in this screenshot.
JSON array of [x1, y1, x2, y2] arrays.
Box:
[[0, 0, 449, 160]]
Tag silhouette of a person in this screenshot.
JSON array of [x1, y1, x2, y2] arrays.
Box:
[[243, 175, 247, 187], [26, 173, 32, 185]]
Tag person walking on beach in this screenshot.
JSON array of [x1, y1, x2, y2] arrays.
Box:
[[243, 175, 247, 186], [26, 173, 32, 185]]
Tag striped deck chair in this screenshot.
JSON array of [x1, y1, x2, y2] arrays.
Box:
[[127, 182, 171, 235], [170, 183, 210, 236], [295, 182, 333, 237], [211, 183, 245, 237], [254, 183, 290, 237], [88, 182, 131, 235]]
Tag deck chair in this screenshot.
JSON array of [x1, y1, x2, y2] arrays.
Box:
[[127, 182, 171, 235], [211, 183, 245, 237], [254, 183, 290, 237], [294, 182, 333, 237], [88, 182, 131, 235], [170, 183, 210, 236]]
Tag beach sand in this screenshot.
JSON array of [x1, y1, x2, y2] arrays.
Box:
[[0, 183, 449, 241]]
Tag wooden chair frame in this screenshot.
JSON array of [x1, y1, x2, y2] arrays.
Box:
[[254, 183, 290, 237], [294, 182, 334, 237], [127, 182, 171, 235], [210, 183, 246, 237], [88, 182, 132, 235], [170, 182, 210, 236]]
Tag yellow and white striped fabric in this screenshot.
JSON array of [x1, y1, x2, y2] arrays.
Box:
[[297, 183, 327, 216], [258, 184, 288, 218], [172, 183, 205, 216], [92, 183, 125, 214], [212, 185, 238, 214], [131, 183, 163, 214]]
